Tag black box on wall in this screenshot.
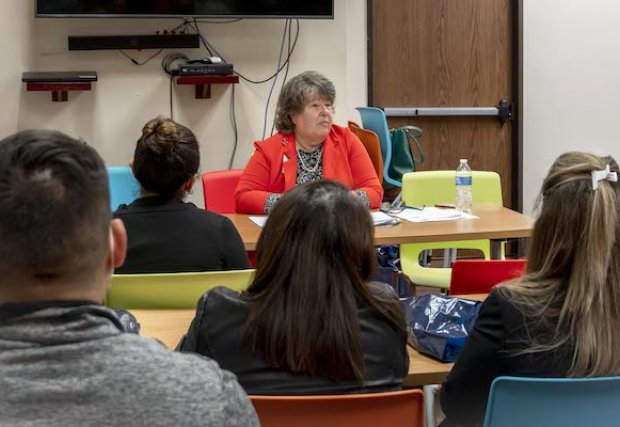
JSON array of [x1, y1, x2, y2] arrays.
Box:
[[68, 34, 200, 50]]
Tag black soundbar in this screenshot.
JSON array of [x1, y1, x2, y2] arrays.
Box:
[[68, 34, 200, 50]]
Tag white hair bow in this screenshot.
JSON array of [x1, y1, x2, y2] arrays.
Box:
[[591, 164, 618, 190]]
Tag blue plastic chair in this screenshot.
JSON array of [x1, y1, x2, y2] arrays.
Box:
[[356, 107, 402, 187], [107, 166, 140, 211], [483, 376, 620, 427]]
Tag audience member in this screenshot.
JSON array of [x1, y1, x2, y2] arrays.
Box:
[[179, 181, 408, 394], [0, 130, 258, 426], [114, 117, 249, 273], [440, 152, 620, 426], [180, 180, 408, 394], [235, 71, 383, 214]]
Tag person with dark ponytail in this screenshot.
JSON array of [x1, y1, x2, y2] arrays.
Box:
[[114, 117, 249, 273], [440, 152, 620, 427]]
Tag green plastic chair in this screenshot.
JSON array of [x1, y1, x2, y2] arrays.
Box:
[[400, 171, 503, 290], [106, 269, 255, 309]]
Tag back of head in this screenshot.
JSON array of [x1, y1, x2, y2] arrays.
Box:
[[274, 70, 336, 133], [244, 180, 403, 381], [503, 151, 620, 376], [0, 130, 110, 288], [133, 117, 199, 198]]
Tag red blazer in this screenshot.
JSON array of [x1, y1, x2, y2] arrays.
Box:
[[235, 125, 383, 214]]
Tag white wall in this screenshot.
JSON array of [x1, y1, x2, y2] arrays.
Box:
[[0, 0, 367, 205], [523, 0, 620, 214]]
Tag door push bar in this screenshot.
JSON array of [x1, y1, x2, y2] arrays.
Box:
[[383, 99, 512, 125]]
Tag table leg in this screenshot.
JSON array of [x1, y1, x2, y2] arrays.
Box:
[[490, 239, 504, 259]]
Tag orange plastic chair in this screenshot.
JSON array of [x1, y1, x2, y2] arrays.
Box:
[[348, 121, 384, 184], [201, 169, 243, 214], [250, 389, 424, 427], [449, 259, 527, 295]]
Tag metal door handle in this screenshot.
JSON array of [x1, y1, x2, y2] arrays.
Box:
[[383, 99, 512, 124]]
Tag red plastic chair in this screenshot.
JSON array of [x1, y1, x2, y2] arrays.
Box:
[[449, 259, 527, 295], [250, 389, 424, 427], [201, 169, 243, 214]]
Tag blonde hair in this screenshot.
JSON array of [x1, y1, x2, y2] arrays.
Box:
[[500, 151, 620, 376]]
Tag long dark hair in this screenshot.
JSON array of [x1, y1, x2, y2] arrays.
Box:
[[242, 180, 405, 382]]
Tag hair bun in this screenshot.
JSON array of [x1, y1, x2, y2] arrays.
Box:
[[141, 118, 180, 154]]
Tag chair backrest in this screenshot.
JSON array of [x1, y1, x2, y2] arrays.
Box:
[[201, 169, 243, 213], [402, 170, 503, 207], [449, 259, 526, 295], [483, 376, 620, 427], [106, 269, 255, 309], [250, 389, 424, 427], [348, 120, 384, 183], [356, 106, 401, 187], [107, 166, 141, 211]]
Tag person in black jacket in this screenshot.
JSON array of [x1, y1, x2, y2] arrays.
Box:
[[178, 180, 409, 394], [440, 152, 620, 427], [114, 117, 249, 273]]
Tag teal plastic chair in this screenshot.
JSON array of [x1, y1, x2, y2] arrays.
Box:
[[484, 376, 620, 427], [400, 171, 503, 290], [106, 269, 255, 309], [107, 166, 140, 211], [356, 107, 403, 187]]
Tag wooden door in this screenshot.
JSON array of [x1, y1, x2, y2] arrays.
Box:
[[369, 0, 516, 208]]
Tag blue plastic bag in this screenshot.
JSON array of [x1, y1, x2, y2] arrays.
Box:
[[402, 294, 481, 362], [372, 245, 413, 298]]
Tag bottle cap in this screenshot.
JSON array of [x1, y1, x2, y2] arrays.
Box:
[[460, 159, 467, 163]]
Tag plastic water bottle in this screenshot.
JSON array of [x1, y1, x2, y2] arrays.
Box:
[[455, 159, 473, 213]]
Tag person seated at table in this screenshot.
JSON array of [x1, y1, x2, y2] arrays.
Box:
[[179, 180, 408, 394], [234, 70, 383, 214], [114, 117, 249, 273], [440, 151, 620, 427], [0, 129, 258, 425]]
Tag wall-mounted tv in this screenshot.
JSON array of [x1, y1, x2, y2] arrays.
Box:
[[35, 0, 334, 19]]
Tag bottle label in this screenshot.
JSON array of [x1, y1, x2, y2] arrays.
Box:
[[455, 176, 472, 186]]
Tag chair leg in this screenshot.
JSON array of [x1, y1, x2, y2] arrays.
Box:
[[423, 384, 439, 427]]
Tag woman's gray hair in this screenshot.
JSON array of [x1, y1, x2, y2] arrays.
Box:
[[273, 71, 336, 134]]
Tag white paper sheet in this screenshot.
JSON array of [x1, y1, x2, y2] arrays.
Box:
[[393, 207, 477, 223]]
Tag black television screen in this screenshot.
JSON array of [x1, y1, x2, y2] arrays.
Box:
[[35, 0, 334, 19]]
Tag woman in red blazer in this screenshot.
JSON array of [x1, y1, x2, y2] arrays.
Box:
[[235, 71, 383, 214]]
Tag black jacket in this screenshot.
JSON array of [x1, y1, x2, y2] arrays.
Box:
[[114, 196, 249, 274], [440, 288, 573, 427], [178, 284, 409, 395]]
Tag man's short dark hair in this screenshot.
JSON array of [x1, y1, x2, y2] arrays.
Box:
[[0, 130, 111, 281]]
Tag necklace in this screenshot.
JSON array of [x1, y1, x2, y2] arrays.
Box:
[[297, 146, 322, 173]]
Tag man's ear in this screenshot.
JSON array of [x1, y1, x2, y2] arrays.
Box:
[[109, 219, 127, 269]]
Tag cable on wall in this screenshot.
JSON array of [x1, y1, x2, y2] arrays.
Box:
[[261, 19, 290, 140], [187, 18, 301, 168]]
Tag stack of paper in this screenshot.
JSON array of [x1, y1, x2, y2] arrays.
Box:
[[394, 207, 477, 223], [370, 211, 400, 226], [250, 212, 400, 228]]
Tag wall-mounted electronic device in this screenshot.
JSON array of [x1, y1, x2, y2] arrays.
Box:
[[35, 0, 334, 19]]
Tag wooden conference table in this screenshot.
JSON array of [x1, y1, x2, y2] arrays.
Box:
[[132, 293, 487, 388], [226, 203, 533, 259]]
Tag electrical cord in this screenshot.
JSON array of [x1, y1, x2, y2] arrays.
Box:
[[261, 20, 290, 140], [229, 84, 239, 169], [169, 75, 175, 120], [161, 52, 189, 75], [186, 18, 301, 167], [118, 48, 163, 65], [271, 20, 294, 136]]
